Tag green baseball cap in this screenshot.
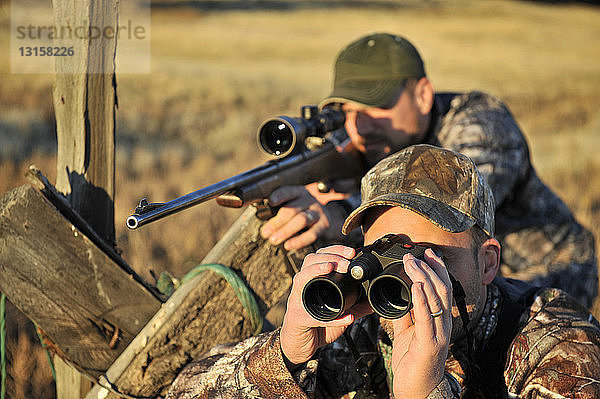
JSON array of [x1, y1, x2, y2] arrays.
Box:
[[319, 33, 426, 109], [342, 144, 495, 237]]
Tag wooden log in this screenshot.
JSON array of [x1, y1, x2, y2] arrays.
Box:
[[0, 184, 161, 377], [84, 206, 311, 398], [26, 166, 159, 297]]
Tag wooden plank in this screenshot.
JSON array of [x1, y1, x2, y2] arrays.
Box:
[[85, 206, 312, 398], [0, 184, 161, 377], [26, 166, 160, 297], [55, 356, 94, 398]]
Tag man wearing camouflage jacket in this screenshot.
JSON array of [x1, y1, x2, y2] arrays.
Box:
[[167, 145, 600, 398], [260, 33, 597, 308]]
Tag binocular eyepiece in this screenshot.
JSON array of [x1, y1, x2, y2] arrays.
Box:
[[302, 235, 427, 321], [257, 105, 345, 158]]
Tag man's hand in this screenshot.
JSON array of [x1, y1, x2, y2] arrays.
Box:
[[260, 186, 347, 250], [389, 249, 453, 399], [280, 245, 372, 365]]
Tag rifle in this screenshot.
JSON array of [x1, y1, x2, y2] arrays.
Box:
[[126, 105, 366, 230]]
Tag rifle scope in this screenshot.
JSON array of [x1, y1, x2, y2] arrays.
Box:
[[257, 105, 345, 158], [302, 236, 427, 321]]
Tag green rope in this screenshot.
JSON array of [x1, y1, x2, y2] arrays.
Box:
[[1, 293, 5, 399], [181, 264, 263, 336]]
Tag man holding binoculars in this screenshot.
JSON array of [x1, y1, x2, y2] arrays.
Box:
[[168, 145, 600, 398], [260, 32, 597, 309]]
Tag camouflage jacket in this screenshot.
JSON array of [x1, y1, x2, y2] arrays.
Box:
[[411, 91, 595, 307], [166, 278, 600, 398]]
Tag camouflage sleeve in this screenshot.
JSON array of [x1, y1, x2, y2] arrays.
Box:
[[425, 373, 461, 399], [505, 289, 600, 398], [503, 229, 598, 309], [496, 171, 598, 308], [166, 329, 316, 399], [435, 91, 529, 209]]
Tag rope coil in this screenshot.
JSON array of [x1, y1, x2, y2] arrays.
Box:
[[180, 263, 263, 336]]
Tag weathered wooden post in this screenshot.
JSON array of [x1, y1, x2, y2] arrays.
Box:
[[0, 0, 162, 398], [52, 1, 118, 246], [3, 2, 326, 397], [51, 0, 118, 396]]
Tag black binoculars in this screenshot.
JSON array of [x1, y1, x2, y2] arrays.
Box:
[[302, 234, 428, 321]]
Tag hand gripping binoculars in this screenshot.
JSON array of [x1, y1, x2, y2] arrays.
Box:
[[302, 234, 427, 321]]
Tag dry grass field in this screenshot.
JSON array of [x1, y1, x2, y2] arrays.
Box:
[[0, 0, 599, 396]]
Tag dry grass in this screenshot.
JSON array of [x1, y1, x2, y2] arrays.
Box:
[[1, 1, 600, 397]]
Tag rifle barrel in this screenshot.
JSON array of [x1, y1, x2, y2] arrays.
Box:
[[126, 144, 334, 229]]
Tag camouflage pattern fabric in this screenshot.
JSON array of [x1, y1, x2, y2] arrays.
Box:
[[166, 278, 600, 398], [424, 91, 597, 308]]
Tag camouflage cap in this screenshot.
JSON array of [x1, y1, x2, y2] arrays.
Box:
[[319, 33, 425, 109], [342, 144, 495, 237]]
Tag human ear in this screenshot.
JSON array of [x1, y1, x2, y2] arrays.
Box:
[[414, 77, 434, 115], [480, 238, 501, 285]]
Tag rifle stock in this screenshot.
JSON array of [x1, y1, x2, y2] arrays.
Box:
[[127, 106, 365, 230]]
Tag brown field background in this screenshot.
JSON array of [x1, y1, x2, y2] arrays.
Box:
[[0, 0, 599, 397]]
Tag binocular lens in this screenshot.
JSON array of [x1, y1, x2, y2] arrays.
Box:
[[368, 274, 411, 319], [258, 120, 295, 157], [302, 278, 344, 322]]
